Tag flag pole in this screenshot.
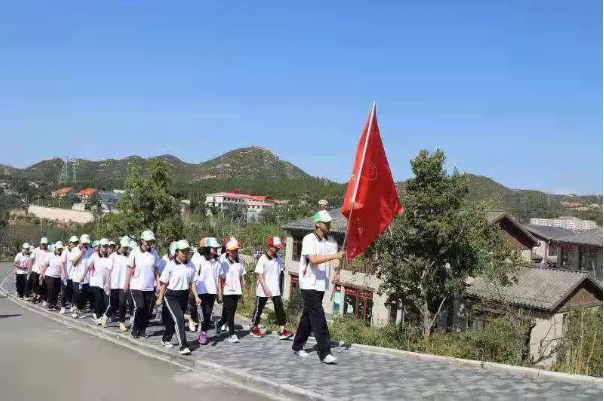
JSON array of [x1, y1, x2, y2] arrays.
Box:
[[341, 101, 376, 260]]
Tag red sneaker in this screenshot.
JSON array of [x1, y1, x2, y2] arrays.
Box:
[[251, 326, 264, 338], [279, 329, 294, 340]]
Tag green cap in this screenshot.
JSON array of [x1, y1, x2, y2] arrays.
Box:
[[314, 210, 333, 223], [99, 238, 110, 246], [55, 241, 64, 249], [92, 240, 99, 247], [175, 239, 190, 250], [141, 230, 156, 242]]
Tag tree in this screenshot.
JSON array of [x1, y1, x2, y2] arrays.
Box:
[[376, 150, 527, 341], [98, 160, 183, 248]]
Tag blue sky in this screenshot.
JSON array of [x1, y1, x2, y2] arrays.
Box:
[[0, 1, 601, 194]]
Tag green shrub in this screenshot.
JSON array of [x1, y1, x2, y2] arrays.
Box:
[[555, 307, 603, 377]]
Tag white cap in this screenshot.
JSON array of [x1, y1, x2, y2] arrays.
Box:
[[40, 237, 49, 244], [80, 234, 91, 244], [22, 242, 30, 249], [120, 236, 131, 248], [108, 240, 115, 246], [99, 238, 110, 246], [69, 236, 79, 243], [129, 240, 138, 249], [175, 239, 190, 250], [199, 237, 220, 248], [141, 230, 156, 242], [55, 241, 64, 249], [314, 210, 333, 223]]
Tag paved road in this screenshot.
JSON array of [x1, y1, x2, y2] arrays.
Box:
[[1, 262, 602, 400], [0, 283, 270, 400]]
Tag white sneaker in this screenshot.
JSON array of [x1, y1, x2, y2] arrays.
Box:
[[92, 313, 98, 320], [129, 317, 134, 324], [179, 347, 191, 355], [78, 312, 87, 319], [322, 354, 337, 364], [188, 319, 196, 332], [228, 335, 240, 343], [72, 311, 79, 319], [100, 315, 108, 327], [59, 307, 66, 315], [70, 306, 75, 313], [294, 350, 309, 357], [221, 324, 227, 331], [42, 301, 48, 307], [161, 340, 174, 348]]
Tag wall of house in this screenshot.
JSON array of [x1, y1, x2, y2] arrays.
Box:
[[530, 312, 564, 368]]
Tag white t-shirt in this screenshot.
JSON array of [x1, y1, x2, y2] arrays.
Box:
[[194, 256, 221, 295], [255, 253, 283, 297], [45, 252, 66, 278], [70, 246, 94, 284], [14, 253, 31, 275], [158, 255, 171, 275], [63, 249, 72, 280], [220, 257, 245, 295], [127, 247, 160, 291], [299, 233, 338, 292], [88, 253, 112, 288], [159, 260, 195, 291], [31, 247, 50, 274], [109, 252, 129, 290]]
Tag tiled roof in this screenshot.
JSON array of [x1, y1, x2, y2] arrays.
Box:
[[282, 208, 348, 234], [555, 229, 603, 247], [466, 267, 602, 312], [77, 188, 97, 196], [524, 224, 574, 241], [52, 186, 73, 194]]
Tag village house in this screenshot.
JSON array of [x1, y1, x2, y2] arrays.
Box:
[[281, 209, 602, 366], [204, 191, 283, 221], [51, 186, 75, 198], [526, 225, 603, 280], [77, 188, 98, 202]]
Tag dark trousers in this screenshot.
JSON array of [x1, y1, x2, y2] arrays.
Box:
[[90, 286, 106, 317], [60, 279, 73, 307], [188, 292, 199, 323], [28, 272, 42, 297], [15, 274, 27, 298], [162, 290, 189, 348], [131, 290, 154, 334], [217, 295, 239, 335], [105, 289, 127, 322], [293, 290, 331, 360], [72, 282, 89, 311], [45, 276, 61, 307], [252, 295, 286, 326], [199, 293, 216, 331], [127, 291, 134, 315]]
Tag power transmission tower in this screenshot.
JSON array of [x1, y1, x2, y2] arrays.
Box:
[[58, 157, 71, 184], [71, 159, 77, 183]]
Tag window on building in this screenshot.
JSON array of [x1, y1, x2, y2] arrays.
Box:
[[292, 238, 302, 262], [343, 287, 373, 326]]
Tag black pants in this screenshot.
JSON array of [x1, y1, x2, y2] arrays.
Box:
[[15, 274, 27, 298], [199, 293, 216, 331], [60, 279, 73, 307], [45, 276, 61, 307], [90, 286, 106, 318], [217, 295, 239, 335], [252, 295, 286, 326], [28, 272, 41, 297], [72, 282, 89, 311], [293, 290, 331, 360], [188, 292, 199, 323], [162, 290, 189, 348], [127, 291, 134, 315], [105, 289, 127, 322], [131, 290, 154, 334]]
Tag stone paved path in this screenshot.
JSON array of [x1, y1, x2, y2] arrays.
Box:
[[2, 266, 601, 400]]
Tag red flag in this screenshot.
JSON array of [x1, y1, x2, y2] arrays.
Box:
[[341, 102, 403, 259]]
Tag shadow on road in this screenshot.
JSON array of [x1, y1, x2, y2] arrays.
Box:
[[0, 314, 22, 319]]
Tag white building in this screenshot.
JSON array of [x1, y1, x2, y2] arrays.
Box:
[[530, 217, 597, 231], [205, 192, 275, 221]]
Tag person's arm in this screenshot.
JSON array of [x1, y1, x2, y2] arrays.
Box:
[[27, 257, 32, 276], [155, 282, 167, 306], [308, 253, 342, 265], [72, 248, 84, 266], [40, 260, 48, 278], [254, 258, 271, 297], [80, 256, 92, 282], [13, 256, 19, 274], [60, 261, 66, 281], [124, 252, 135, 292], [190, 282, 201, 305], [240, 265, 246, 289]]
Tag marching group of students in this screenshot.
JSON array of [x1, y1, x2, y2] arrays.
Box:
[[12, 209, 343, 364]]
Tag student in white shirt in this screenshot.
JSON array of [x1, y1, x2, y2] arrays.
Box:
[[41, 241, 67, 311], [292, 211, 342, 364], [194, 237, 222, 345], [215, 239, 246, 343], [124, 230, 160, 339], [59, 236, 78, 314], [86, 238, 112, 324], [13, 243, 32, 299], [155, 241, 176, 324], [102, 236, 132, 332], [27, 237, 50, 304], [251, 237, 294, 340], [70, 234, 94, 318], [156, 240, 200, 355]]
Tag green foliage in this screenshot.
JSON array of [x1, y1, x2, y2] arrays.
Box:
[[377, 150, 529, 340], [96, 160, 183, 248], [555, 307, 603, 377]]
